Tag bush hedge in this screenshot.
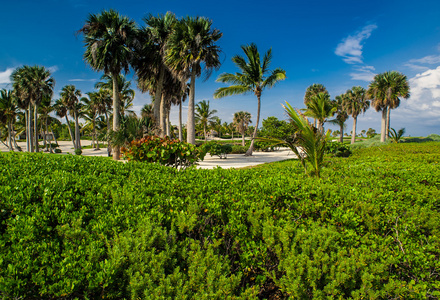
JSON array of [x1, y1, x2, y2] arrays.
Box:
[[0, 142, 439, 299]]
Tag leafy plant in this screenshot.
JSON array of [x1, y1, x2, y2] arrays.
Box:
[[388, 127, 405, 143], [203, 141, 232, 159], [75, 148, 82, 155], [121, 136, 206, 169]]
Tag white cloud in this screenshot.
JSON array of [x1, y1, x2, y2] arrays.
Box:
[[404, 63, 430, 72], [409, 55, 440, 65], [335, 24, 377, 64], [397, 66, 440, 125], [0, 68, 14, 84], [349, 65, 376, 81], [48, 65, 59, 73]]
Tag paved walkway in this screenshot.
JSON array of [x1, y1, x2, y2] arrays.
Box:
[[0, 140, 298, 169]]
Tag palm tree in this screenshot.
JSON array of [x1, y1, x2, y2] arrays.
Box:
[[0, 89, 18, 151], [82, 93, 100, 149], [10, 65, 54, 152], [94, 89, 112, 156], [54, 98, 76, 149], [302, 92, 337, 133], [60, 85, 82, 150], [367, 71, 410, 142], [329, 94, 349, 143], [139, 12, 177, 131], [214, 43, 286, 156], [194, 100, 218, 141], [304, 84, 329, 127], [233, 111, 252, 146], [166, 16, 222, 145], [344, 86, 370, 144], [95, 74, 136, 117], [38, 95, 56, 151], [79, 9, 138, 160]]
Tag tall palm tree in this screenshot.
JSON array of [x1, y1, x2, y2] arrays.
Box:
[[344, 86, 370, 144], [79, 9, 138, 160], [302, 92, 336, 133], [233, 111, 252, 146], [60, 85, 82, 150], [214, 43, 286, 156], [38, 95, 56, 151], [139, 12, 177, 130], [194, 100, 218, 141], [82, 93, 100, 149], [94, 89, 112, 156], [0, 89, 18, 151], [367, 71, 410, 142], [95, 74, 136, 117], [54, 98, 75, 149], [11, 65, 54, 152], [166, 16, 222, 145], [330, 94, 349, 143]]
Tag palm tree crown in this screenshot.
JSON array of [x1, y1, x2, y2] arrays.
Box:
[[214, 43, 286, 155], [344, 86, 370, 144], [367, 71, 410, 142], [233, 111, 252, 146], [195, 100, 218, 141]]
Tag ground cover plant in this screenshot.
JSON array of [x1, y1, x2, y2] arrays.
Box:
[[0, 142, 439, 299]]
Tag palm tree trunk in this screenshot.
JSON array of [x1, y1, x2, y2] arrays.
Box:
[[166, 107, 170, 137], [8, 119, 13, 151], [154, 66, 165, 130], [44, 117, 49, 152], [74, 109, 81, 150], [380, 108, 387, 142], [25, 109, 29, 152], [178, 100, 183, 141], [28, 103, 34, 152], [34, 103, 39, 153], [49, 125, 58, 146], [92, 116, 97, 149], [386, 107, 391, 140], [351, 117, 357, 144], [65, 115, 76, 150], [104, 111, 111, 156], [339, 123, 344, 143], [12, 125, 20, 151], [160, 94, 166, 137], [204, 124, 207, 141], [187, 68, 196, 145], [112, 72, 121, 160], [242, 133, 245, 147], [245, 94, 261, 156]]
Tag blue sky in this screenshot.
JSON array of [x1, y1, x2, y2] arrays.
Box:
[[1, 0, 440, 136]]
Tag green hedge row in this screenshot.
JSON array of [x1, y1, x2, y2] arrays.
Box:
[[0, 142, 439, 299]]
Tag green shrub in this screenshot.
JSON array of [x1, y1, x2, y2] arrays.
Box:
[[1, 142, 439, 298], [75, 149, 82, 155], [54, 148, 62, 153], [122, 136, 206, 169], [230, 145, 247, 154], [203, 141, 232, 159], [326, 141, 352, 157]]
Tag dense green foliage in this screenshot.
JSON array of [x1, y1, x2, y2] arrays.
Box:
[[121, 136, 206, 169], [1, 143, 439, 299], [204, 141, 232, 159]]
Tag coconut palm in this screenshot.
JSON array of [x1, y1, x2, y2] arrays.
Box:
[[0, 89, 18, 151], [79, 9, 138, 160], [194, 100, 218, 141], [53, 98, 75, 149], [60, 85, 82, 150], [214, 43, 286, 155], [166, 16, 222, 144], [367, 71, 410, 142], [233, 111, 252, 146], [38, 95, 56, 151], [302, 92, 337, 133], [94, 89, 112, 155], [344, 86, 370, 144], [82, 93, 100, 149]]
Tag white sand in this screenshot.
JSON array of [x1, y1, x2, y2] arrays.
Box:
[[0, 140, 298, 169]]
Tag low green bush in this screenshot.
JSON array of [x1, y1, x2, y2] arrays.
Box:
[[74, 149, 82, 155], [54, 148, 62, 153], [231, 144, 247, 154], [203, 141, 232, 159], [1, 142, 439, 298], [326, 141, 352, 157], [122, 136, 206, 169]]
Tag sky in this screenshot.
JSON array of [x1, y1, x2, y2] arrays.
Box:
[[1, 0, 440, 136]]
